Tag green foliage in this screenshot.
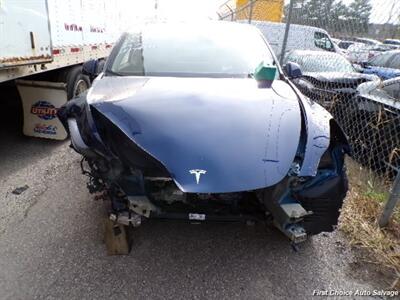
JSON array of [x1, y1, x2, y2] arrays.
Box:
[[363, 190, 388, 203], [348, 0, 372, 33], [284, 0, 372, 34]]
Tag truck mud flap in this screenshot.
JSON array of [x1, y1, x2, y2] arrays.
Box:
[[16, 79, 68, 140]]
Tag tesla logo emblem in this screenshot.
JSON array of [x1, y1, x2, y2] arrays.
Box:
[[189, 169, 207, 184]]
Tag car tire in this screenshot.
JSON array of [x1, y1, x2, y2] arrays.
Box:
[[58, 66, 91, 100]]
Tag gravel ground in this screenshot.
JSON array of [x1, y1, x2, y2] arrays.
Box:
[[0, 87, 392, 299]]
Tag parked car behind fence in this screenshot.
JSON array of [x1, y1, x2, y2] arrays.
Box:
[[338, 40, 356, 50], [283, 50, 399, 178], [314, 77, 400, 177], [283, 50, 378, 106], [346, 43, 394, 64], [244, 20, 339, 59], [353, 37, 381, 46], [362, 50, 400, 80], [383, 39, 400, 47]]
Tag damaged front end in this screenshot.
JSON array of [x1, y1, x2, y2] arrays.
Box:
[[258, 124, 349, 243], [58, 88, 349, 247]]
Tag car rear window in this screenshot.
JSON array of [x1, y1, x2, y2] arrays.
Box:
[[368, 52, 395, 67]]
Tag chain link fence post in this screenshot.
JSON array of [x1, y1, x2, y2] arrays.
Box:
[[248, 0, 254, 24], [379, 172, 400, 227], [280, 0, 294, 65]]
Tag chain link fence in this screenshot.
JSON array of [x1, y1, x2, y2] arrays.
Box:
[[219, 0, 400, 225]]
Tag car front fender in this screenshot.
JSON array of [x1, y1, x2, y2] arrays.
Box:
[[298, 96, 333, 176]]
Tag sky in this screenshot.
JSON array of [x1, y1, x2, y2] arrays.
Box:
[[125, 0, 399, 24], [362, 0, 400, 24], [122, 0, 221, 21]]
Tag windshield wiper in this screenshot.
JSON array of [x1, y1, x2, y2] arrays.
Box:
[[105, 70, 126, 77]]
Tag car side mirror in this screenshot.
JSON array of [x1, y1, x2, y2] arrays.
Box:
[[82, 59, 99, 79], [283, 62, 303, 79]]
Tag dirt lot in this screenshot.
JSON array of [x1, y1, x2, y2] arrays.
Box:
[[0, 87, 396, 299]]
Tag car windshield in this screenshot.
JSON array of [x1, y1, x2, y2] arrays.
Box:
[[107, 23, 275, 78], [298, 53, 355, 73]]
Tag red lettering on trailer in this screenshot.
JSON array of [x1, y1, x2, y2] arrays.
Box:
[[90, 26, 105, 33], [64, 23, 83, 32], [70, 48, 80, 53]]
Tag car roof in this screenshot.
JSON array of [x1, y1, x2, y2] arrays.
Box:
[[381, 50, 400, 55], [287, 50, 341, 57], [246, 20, 329, 34], [355, 37, 381, 44], [125, 21, 259, 34]]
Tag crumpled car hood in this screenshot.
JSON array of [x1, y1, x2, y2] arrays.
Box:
[[87, 76, 302, 193]]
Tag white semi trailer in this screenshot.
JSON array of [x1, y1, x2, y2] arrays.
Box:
[[0, 0, 143, 139]]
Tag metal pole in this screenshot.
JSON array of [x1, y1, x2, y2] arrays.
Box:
[[379, 172, 400, 227], [280, 0, 295, 65], [248, 0, 254, 24], [227, 5, 234, 21]]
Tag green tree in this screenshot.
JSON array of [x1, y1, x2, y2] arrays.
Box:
[[285, 0, 348, 32], [284, 0, 371, 36], [347, 0, 372, 34]]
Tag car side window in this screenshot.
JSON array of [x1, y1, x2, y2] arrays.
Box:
[[368, 52, 394, 67], [314, 32, 334, 52]]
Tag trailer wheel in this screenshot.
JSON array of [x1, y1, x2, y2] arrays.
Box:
[[58, 66, 90, 100]]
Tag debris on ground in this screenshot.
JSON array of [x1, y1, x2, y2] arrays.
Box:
[[11, 185, 29, 195]]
